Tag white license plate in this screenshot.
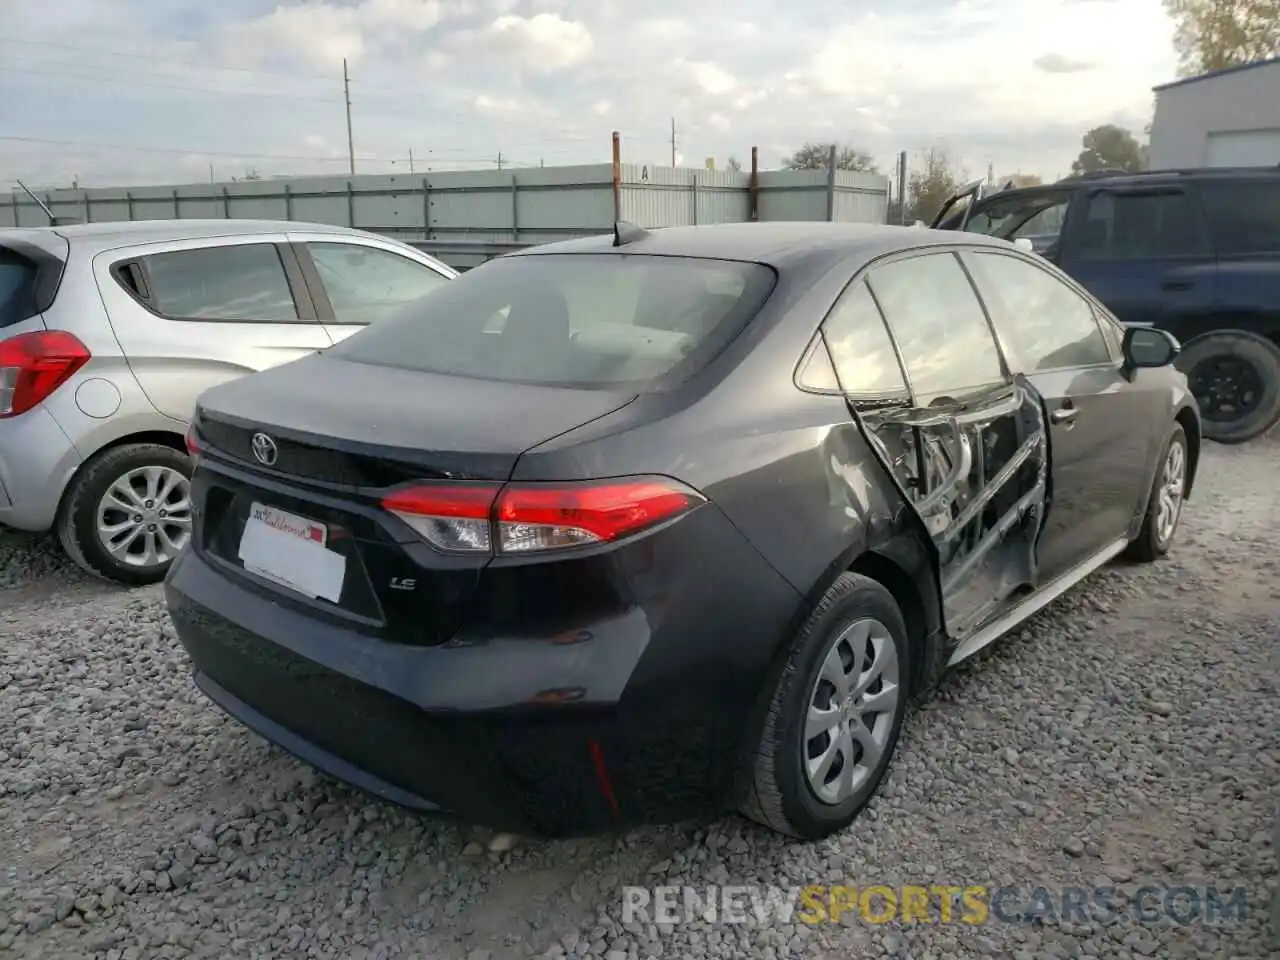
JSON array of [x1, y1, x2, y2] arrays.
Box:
[[237, 503, 347, 602]]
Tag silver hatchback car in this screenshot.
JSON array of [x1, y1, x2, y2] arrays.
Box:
[[0, 219, 456, 585]]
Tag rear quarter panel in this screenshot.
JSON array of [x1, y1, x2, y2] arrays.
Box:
[[514, 253, 939, 638], [91, 235, 333, 422]]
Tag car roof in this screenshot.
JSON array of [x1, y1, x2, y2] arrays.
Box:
[[506, 221, 1016, 269], [986, 166, 1280, 202], [2, 219, 370, 253]]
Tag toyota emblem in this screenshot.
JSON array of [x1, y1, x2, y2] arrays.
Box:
[[251, 432, 279, 467]]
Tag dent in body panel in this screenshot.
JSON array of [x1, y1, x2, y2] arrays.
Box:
[[853, 377, 1049, 639]]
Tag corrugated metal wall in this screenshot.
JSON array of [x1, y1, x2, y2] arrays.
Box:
[[2, 162, 890, 249]]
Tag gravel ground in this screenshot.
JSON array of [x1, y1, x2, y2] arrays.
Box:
[[1, 437, 1276, 960]]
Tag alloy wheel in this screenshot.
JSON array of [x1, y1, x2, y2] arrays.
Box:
[[95, 465, 193, 569], [803, 617, 901, 806], [1156, 439, 1185, 545]]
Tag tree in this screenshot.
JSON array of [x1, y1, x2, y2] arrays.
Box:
[[1163, 0, 1280, 76], [725, 155, 743, 173], [998, 173, 1044, 187], [783, 142, 879, 173], [1070, 125, 1145, 175], [906, 147, 962, 223]]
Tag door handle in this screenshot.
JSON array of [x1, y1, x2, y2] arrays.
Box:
[[1161, 277, 1194, 291], [1051, 406, 1079, 424]]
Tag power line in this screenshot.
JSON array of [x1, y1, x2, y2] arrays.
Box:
[[0, 134, 512, 166], [0, 63, 341, 103], [0, 35, 337, 83]]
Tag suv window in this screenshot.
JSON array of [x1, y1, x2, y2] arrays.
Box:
[[963, 252, 1113, 372], [328, 253, 776, 390], [965, 193, 1071, 249], [865, 252, 1006, 400], [1069, 190, 1204, 260], [0, 247, 39, 329], [308, 242, 451, 323], [1199, 180, 1280, 255], [819, 280, 907, 396], [140, 243, 300, 322]]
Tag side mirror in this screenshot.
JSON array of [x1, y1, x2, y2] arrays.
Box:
[[1012, 238, 1034, 253], [1122, 325, 1180, 370]]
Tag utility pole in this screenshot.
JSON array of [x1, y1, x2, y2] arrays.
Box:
[[670, 117, 677, 167], [343, 58, 355, 176], [408, 149, 415, 174], [496, 151, 504, 170]]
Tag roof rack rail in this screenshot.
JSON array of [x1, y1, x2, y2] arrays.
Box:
[[1059, 165, 1280, 184]]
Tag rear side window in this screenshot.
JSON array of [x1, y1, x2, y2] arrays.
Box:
[[820, 281, 908, 397], [138, 243, 300, 322], [328, 253, 776, 390], [1199, 181, 1280, 255], [0, 248, 39, 329], [1070, 190, 1205, 259], [865, 252, 1006, 401]]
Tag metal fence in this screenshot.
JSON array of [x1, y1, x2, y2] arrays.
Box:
[[2, 161, 891, 269]]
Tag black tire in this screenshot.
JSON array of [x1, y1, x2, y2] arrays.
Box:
[[1124, 424, 1187, 564], [1176, 330, 1280, 444], [57, 442, 193, 587], [740, 573, 911, 840]]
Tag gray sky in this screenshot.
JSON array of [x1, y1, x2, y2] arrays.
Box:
[[0, 0, 1179, 189]]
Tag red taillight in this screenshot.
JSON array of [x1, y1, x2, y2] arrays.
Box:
[[0, 331, 91, 419], [381, 477, 704, 555], [185, 423, 201, 456]]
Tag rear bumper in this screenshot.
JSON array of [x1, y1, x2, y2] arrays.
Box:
[[0, 405, 82, 532], [165, 514, 801, 836]]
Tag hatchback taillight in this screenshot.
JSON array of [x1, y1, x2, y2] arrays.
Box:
[[381, 477, 705, 555], [0, 331, 91, 419]]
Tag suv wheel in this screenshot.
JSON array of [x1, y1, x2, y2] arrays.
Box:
[[57, 443, 193, 586], [1177, 330, 1280, 444], [740, 573, 910, 840]]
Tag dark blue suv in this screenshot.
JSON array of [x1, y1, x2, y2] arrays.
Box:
[[934, 167, 1280, 443]]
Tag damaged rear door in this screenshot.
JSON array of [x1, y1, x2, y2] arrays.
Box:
[[847, 250, 1050, 639]]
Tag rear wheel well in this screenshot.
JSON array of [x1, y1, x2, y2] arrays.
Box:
[[56, 429, 188, 520], [848, 551, 930, 697], [1174, 407, 1200, 495]]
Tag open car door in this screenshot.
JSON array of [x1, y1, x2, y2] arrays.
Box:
[[930, 179, 988, 230]]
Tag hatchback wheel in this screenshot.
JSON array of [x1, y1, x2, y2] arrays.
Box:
[[1124, 423, 1187, 563], [58, 443, 194, 586], [741, 573, 910, 840]]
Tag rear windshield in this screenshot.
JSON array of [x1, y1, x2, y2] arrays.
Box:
[[327, 252, 777, 390], [0, 248, 39, 329]]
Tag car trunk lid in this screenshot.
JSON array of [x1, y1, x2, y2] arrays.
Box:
[[190, 352, 638, 645]]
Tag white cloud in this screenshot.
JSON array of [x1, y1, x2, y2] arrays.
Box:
[[487, 12, 594, 73], [686, 61, 739, 97], [0, 0, 1182, 188]]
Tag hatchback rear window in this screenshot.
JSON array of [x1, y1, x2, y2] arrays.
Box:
[[328, 253, 777, 389], [0, 248, 39, 329]]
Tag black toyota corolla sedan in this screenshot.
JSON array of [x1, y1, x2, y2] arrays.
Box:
[[167, 221, 1201, 840]]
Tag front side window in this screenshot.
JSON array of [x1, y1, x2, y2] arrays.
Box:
[[963, 252, 1113, 372], [1069, 190, 1204, 260], [1199, 181, 1280, 255], [140, 243, 300, 321], [820, 280, 907, 397], [865, 252, 1006, 401], [328, 253, 776, 390], [308, 243, 451, 324]]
